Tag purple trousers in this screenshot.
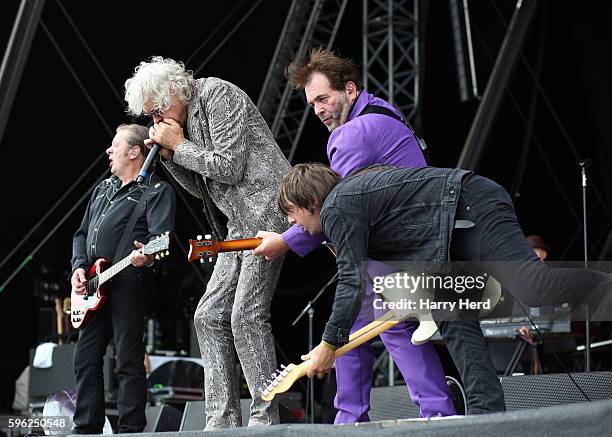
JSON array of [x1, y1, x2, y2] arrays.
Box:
[[334, 293, 456, 424]]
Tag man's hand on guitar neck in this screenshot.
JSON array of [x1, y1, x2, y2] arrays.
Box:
[[253, 231, 289, 260], [130, 241, 155, 267], [301, 341, 337, 378], [71, 268, 87, 295]]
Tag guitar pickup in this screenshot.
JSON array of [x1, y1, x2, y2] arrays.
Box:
[[198, 251, 214, 257]]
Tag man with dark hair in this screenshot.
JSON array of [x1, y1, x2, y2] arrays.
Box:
[[71, 124, 176, 434], [277, 163, 612, 380], [255, 48, 458, 422]]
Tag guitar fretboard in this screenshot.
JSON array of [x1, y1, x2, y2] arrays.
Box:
[[97, 254, 134, 285]]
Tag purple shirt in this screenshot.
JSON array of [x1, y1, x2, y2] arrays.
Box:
[[283, 90, 427, 256]]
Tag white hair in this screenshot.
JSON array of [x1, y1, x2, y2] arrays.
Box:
[[124, 56, 196, 116]]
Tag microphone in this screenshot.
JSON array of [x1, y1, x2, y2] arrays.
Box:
[[136, 143, 160, 183]]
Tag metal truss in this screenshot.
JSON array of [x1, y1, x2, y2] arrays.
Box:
[[362, 0, 422, 123], [257, 0, 348, 162]]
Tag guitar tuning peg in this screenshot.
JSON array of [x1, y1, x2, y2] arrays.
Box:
[[200, 258, 204, 264], [155, 254, 160, 260], [205, 234, 212, 239], [208, 257, 214, 263], [280, 364, 286, 369], [165, 250, 169, 256], [156, 235, 160, 240], [197, 235, 203, 241]]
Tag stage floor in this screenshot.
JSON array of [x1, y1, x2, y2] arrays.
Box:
[[66, 398, 612, 437]]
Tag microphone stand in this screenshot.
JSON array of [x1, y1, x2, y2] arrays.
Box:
[[579, 159, 591, 372], [292, 271, 338, 423]]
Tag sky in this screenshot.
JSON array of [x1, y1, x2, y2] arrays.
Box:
[[1, 0, 611, 411]]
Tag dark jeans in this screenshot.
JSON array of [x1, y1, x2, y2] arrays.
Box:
[[73, 269, 147, 434], [438, 174, 611, 414]]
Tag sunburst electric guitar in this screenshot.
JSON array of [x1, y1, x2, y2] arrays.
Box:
[[187, 234, 262, 263], [71, 232, 170, 329]]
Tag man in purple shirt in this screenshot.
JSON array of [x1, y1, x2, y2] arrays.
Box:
[[254, 49, 461, 422]]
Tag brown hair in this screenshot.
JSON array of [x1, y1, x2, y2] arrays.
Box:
[[285, 47, 362, 91], [278, 163, 341, 214], [116, 124, 149, 158]]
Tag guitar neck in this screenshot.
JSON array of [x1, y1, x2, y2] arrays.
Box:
[[97, 254, 133, 285], [218, 238, 262, 252], [295, 312, 399, 376], [261, 310, 401, 401], [337, 311, 399, 356]]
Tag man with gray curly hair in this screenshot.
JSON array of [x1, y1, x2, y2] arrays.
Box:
[[125, 56, 291, 429]]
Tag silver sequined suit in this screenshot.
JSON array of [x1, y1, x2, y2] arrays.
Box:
[[163, 78, 291, 428]]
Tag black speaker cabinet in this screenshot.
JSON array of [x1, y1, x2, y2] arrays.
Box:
[[500, 371, 612, 410], [369, 385, 421, 421], [179, 399, 255, 430], [180, 400, 205, 431], [144, 404, 183, 432], [369, 376, 466, 421], [28, 343, 76, 399], [180, 394, 303, 430]]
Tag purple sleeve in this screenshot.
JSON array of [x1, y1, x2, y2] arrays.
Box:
[[327, 124, 374, 177], [282, 224, 326, 257], [364, 260, 400, 295], [282, 125, 372, 256]]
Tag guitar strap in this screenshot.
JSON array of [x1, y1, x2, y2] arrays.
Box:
[[112, 183, 154, 264], [357, 104, 429, 158]]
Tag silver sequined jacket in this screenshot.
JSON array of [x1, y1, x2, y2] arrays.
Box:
[[163, 78, 291, 239]]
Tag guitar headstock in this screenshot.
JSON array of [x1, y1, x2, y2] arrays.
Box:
[[259, 362, 308, 401], [187, 234, 220, 263], [143, 232, 171, 259]]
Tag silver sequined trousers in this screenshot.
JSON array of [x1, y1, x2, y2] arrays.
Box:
[[194, 249, 283, 429]]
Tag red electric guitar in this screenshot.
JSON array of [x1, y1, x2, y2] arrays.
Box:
[[187, 234, 262, 263], [71, 232, 170, 329]]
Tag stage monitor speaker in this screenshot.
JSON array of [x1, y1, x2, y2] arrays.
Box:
[[369, 377, 466, 420], [179, 399, 249, 430], [180, 400, 205, 431], [369, 385, 420, 421], [180, 394, 303, 430], [500, 371, 612, 410], [144, 404, 182, 432]]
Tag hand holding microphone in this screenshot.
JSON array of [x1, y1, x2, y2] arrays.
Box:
[[138, 119, 184, 182]]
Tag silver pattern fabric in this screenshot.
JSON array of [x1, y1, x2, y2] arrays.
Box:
[[162, 78, 291, 428]]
